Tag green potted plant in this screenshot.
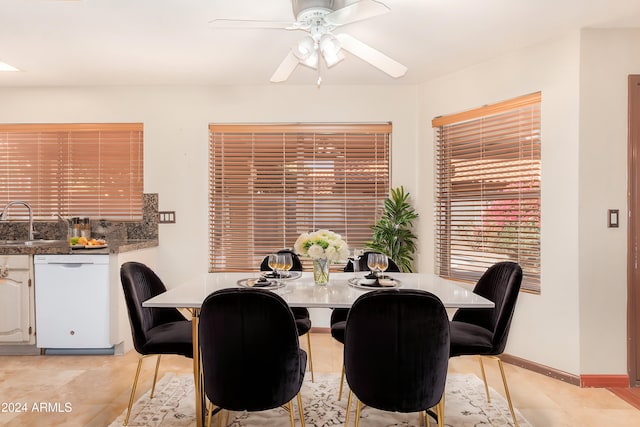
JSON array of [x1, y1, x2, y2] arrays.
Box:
[[365, 186, 419, 272]]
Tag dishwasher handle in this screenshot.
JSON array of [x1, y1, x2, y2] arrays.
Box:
[[44, 262, 95, 267]]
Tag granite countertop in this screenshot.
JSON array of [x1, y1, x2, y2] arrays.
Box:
[[0, 238, 159, 255]]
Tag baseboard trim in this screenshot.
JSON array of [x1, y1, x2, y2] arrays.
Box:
[[311, 330, 628, 388], [580, 374, 629, 388], [0, 344, 39, 355], [608, 387, 640, 410], [500, 353, 581, 386]]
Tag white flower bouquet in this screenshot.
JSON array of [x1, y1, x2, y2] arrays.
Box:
[[294, 229, 349, 262]]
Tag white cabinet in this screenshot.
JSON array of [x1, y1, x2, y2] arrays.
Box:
[[0, 255, 33, 343], [34, 254, 111, 349]]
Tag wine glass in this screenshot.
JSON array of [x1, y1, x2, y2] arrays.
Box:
[[367, 253, 380, 275], [267, 254, 279, 277], [367, 253, 388, 276], [378, 255, 389, 277], [275, 254, 288, 278], [280, 253, 293, 278]]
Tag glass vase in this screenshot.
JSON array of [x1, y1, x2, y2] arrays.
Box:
[[313, 258, 330, 286]]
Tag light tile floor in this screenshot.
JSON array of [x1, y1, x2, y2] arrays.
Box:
[[0, 332, 639, 426]]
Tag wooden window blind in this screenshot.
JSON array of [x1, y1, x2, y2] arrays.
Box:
[[432, 92, 541, 292], [0, 123, 144, 220], [208, 123, 391, 272]]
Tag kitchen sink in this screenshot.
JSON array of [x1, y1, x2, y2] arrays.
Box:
[[0, 239, 66, 247]]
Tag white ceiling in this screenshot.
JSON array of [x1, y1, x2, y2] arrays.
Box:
[[1, 0, 640, 87]]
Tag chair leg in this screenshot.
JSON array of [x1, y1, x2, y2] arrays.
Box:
[[124, 356, 145, 426], [354, 399, 362, 427], [305, 332, 314, 382], [345, 390, 353, 427], [338, 364, 345, 400], [439, 387, 446, 427], [297, 392, 306, 427], [287, 400, 295, 427], [494, 356, 519, 427], [124, 354, 164, 426], [425, 395, 444, 427], [150, 355, 162, 398], [206, 402, 213, 427], [204, 399, 225, 427], [478, 356, 519, 427], [478, 356, 491, 402], [436, 397, 445, 427]]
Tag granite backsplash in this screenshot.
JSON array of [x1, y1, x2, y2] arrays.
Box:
[[0, 193, 159, 242]]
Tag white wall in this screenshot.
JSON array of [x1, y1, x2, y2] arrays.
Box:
[[0, 84, 419, 328], [419, 33, 584, 374], [418, 28, 640, 376], [578, 28, 640, 374]]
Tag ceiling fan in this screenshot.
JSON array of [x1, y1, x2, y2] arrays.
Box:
[[209, 0, 407, 84]]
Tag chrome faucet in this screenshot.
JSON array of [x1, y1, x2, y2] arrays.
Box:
[[1, 201, 34, 241]]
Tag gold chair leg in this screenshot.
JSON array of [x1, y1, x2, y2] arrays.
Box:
[[478, 356, 491, 402], [354, 399, 362, 427], [338, 364, 345, 400], [425, 395, 445, 427], [436, 398, 445, 427], [305, 332, 314, 382], [495, 357, 519, 427], [419, 410, 425, 427], [297, 392, 306, 427], [212, 409, 229, 427], [345, 390, 353, 427], [206, 402, 213, 427], [150, 355, 162, 398], [124, 356, 145, 426], [287, 400, 295, 427]]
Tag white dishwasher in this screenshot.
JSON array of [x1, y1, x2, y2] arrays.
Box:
[[34, 254, 111, 353]]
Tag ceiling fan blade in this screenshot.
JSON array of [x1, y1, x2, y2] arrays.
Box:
[[336, 33, 407, 78], [209, 18, 300, 30], [270, 51, 300, 82], [325, 0, 390, 27]]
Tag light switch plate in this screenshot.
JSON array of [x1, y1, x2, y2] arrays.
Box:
[[608, 209, 619, 228], [159, 211, 176, 224]]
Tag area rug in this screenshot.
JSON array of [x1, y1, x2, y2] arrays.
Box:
[[109, 373, 531, 426]]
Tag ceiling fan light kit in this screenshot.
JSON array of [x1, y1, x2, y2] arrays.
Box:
[[293, 35, 318, 68], [210, 0, 407, 84], [319, 33, 344, 67]]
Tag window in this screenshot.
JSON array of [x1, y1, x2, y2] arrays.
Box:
[[432, 92, 541, 292], [0, 123, 144, 220], [208, 123, 391, 272]]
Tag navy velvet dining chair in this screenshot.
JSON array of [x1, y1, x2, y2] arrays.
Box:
[[198, 287, 307, 427], [260, 249, 315, 382], [449, 261, 523, 427], [344, 289, 450, 427]]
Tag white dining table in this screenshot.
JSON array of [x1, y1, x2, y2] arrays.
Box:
[[143, 271, 493, 309], [143, 271, 493, 427]]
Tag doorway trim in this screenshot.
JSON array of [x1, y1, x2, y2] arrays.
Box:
[[628, 74, 640, 387]]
